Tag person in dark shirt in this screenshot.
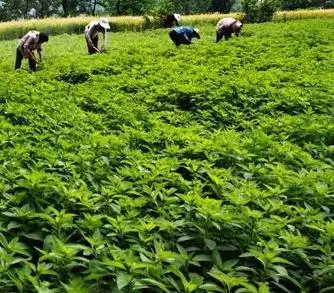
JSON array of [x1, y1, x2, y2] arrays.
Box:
[[163, 13, 181, 28], [15, 30, 49, 72], [169, 26, 200, 46]]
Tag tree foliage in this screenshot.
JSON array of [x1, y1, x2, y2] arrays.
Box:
[[242, 0, 281, 23], [0, 0, 331, 23], [0, 0, 237, 20]]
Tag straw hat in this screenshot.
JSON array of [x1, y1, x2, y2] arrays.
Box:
[[99, 18, 110, 30], [174, 14, 181, 21]]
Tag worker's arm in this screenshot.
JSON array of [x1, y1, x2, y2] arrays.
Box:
[[183, 33, 192, 44], [85, 25, 95, 47], [102, 29, 107, 50], [37, 48, 42, 62]]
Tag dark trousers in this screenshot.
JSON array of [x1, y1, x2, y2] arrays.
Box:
[[169, 30, 191, 47], [86, 35, 99, 54], [15, 49, 36, 71], [216, 28, 233, 42]]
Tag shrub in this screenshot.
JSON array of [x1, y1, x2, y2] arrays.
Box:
[[243, 0, 281, 22]]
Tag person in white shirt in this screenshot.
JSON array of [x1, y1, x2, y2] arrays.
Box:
[[84, 18, 111, 54], [15, 31, 49, 71], [216, 17, 243, 42]]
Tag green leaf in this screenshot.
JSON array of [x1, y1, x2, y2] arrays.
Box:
[[204, 238, 217, 250], [199, 283, 224, 292], [22, 233, 44, 241], [320, 286, 334, 293], [192, 254, 211, 262], [316, 265, 334, 277], [117, 272, 133, 290], [141, 278, 169, 293], [272, 282, 294, 293], [7, 221, 22, 230]]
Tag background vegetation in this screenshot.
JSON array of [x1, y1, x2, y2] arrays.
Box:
[[0, 0, 334, 21], [0, 18, 333, 292], [0, 9, 334, 40]]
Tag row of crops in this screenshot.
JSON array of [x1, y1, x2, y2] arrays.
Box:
[[0, 19, 333, 292]]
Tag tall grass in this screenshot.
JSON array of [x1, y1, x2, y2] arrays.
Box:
[[0, 16, 148, 41], [274, 8, 334, 21], [0, 9, 333, 41]]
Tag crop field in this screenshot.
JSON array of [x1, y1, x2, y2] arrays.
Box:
[[0, 18, 333, 292]]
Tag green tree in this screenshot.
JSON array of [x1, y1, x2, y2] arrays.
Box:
[[59, 0, 79, 16], [33, 0, 59, 17], [209, 0, 236, 12], [104, 0, 153, 15], [281, 0, 327, 9], [0, 0, 26, 20], [243, 0, 281, 22]]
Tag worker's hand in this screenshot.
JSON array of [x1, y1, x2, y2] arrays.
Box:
[[25, 50, 35, 60]]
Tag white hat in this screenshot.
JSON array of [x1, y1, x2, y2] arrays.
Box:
[[99, 18, 110, 30], [194, 28, 200, 34], [174, 14, 181, 21], [235, 20, 243, 28]]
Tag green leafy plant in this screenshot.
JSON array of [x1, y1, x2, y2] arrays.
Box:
[[0, 18, 333, 292]]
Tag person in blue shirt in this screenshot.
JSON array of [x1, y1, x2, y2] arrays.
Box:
[[169, 26, 200, 46]]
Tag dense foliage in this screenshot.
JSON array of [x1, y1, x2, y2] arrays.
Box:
[[242, 0, 281, 22], [0, 19, 333, 292], [0, 0, 333, 21], [0, 0, 236, 20]]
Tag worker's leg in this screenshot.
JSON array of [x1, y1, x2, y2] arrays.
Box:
[[92, 36, 99, 52], [86, 36, 99, 54], [169, 30, 181, 46], [28, 57, 37, 71], [14, 49, 24, 70], [216, 31, 224, 42]]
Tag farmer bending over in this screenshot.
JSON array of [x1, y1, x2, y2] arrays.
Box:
[[85, 18, 110, 54], [163, 13, 181, 28], [216, 17, 243, 42], [169, 26, 200, 47], [15, 31, 49, 72]]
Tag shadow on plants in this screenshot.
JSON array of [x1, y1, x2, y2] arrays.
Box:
[[175, 165, 193, 181], [0, 97, 7, 104], [78, 98, 107, 114], [155, 92, 199, 112], [56, 71, 89, 85], [91, 66, 121, 76], [0, 110, 29, 125], [119, 85, 140, 94]]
